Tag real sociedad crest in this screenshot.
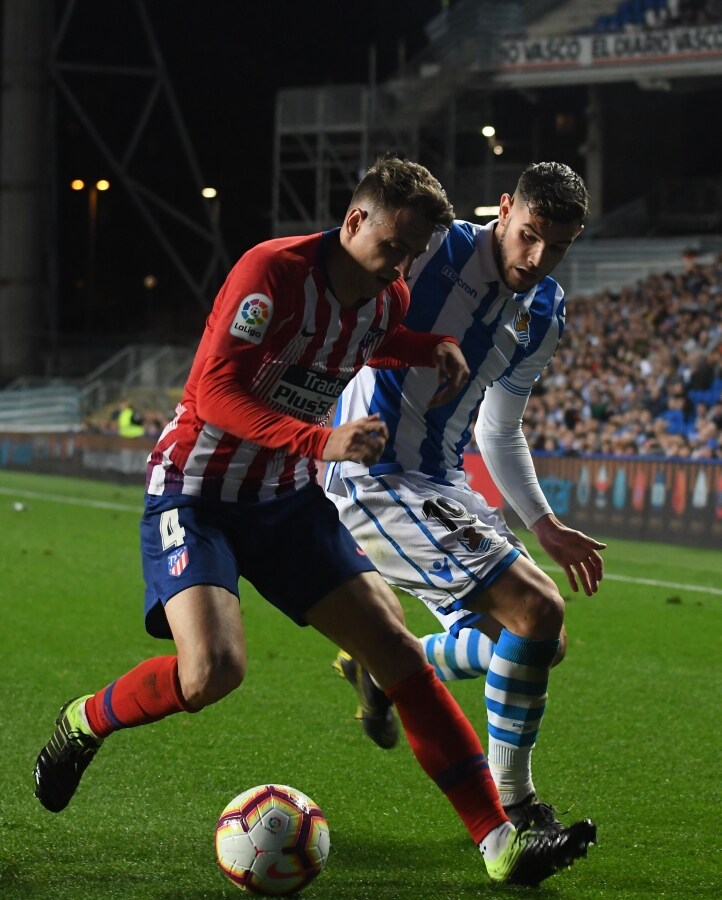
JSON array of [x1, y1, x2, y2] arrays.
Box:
[[513, 310, 531, 347]]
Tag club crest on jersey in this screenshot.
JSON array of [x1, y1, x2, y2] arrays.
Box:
[[513, 310, 531, 347], [230, 293, 273, 344], [167, 545, 189, 577], [359, 326, 386, 357]]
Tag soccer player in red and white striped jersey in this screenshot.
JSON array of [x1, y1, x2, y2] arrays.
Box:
[[145, 222, 463, 503], [35, 156, 594, 886]]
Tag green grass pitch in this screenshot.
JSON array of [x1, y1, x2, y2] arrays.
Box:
[[0, 469, 720, 898]]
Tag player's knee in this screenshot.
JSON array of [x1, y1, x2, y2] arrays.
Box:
[[551, 627, 568, 667], [180, 649, 245, 709], [363, 625, 426, 691], [528, 589, 564, 638], [513, 574, 564, 640]]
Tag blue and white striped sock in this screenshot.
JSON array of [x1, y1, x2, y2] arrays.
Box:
[[485, 628, 559, 807], [420, 629, 494, 681]]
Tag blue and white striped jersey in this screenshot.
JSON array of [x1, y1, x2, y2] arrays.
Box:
[[333, 219, 565, 486]]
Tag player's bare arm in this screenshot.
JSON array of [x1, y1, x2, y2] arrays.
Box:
[[530, 513, 607, 597], [428, 340, 470, 408], [322, 413, 389, 466]]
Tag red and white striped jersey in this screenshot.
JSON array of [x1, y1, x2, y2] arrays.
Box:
[[146, 230, 452, 503]]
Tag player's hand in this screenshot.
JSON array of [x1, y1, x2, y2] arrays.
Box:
[[429, 341, 470, 408], [322, 414, 389, 466], [530, 513, 606, 596]]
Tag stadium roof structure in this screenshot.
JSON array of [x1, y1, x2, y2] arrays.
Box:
[[272, 0, 722, 235]]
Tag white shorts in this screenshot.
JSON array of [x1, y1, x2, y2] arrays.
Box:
[[324, 467, 529, 636]]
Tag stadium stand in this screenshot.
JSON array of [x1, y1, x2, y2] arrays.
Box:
[[0, 343, 190, 435], [518, 254, 722, 459], [585, 0, 722, 33], [0, 383, 82, 433]]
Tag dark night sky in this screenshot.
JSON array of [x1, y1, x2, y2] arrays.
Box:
[[144, 1, 443, 248], [51, 0, 444, 339]]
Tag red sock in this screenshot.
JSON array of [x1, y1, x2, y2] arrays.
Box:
[[387, 664, 508, 844], [84, 656, 194, 738]]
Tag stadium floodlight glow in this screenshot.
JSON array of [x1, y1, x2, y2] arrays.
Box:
[[71, 179, 110, 191], [201, 187, 218, 199], [474, 205, 500, 217], [492, 143, 504, 156], [481, 125, 496, 138]]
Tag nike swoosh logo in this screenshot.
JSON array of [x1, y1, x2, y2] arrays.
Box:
[[266, 863, 299, 880]]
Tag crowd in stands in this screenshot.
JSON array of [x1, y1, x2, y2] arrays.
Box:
[[588, 0, 722, 33], [523, 253, 722, 460]]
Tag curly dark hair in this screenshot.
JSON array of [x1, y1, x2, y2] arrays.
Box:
[[350, 154, 455, 229], [515, 162, 589, 225]]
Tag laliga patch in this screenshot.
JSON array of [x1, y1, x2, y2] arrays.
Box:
[[168, 545, 189, 577], [230, 293, 273, 344]]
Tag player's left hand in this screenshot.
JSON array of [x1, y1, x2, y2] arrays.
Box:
[[429, 341, 470, 408], [530, 513, 606, 596]]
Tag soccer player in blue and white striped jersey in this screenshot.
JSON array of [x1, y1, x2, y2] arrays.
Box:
[[326, 162, 607, 830]]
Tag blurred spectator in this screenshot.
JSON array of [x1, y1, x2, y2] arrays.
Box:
[[114, 399, 145, 439], [686, 350, 716, 391]]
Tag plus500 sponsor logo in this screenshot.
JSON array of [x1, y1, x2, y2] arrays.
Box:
[[270, 367, 346, 418]]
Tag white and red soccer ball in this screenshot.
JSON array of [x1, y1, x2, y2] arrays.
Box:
[[215, 784, 330, 895]]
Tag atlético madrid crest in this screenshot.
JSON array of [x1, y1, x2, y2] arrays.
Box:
[[168, 546, 189, 577]]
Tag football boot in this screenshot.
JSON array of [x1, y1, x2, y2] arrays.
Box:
[[332, 651, 398, 749], [34, 696, 102, 812]]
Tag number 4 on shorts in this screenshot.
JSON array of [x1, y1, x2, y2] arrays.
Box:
[[160, 508, 186, 550]]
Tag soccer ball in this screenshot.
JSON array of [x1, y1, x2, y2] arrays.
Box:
[[215, 784, 330, 895]]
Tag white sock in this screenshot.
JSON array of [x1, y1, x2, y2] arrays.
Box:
[[485, 629, 556, 807], [76, 698, 101, 740], [479, 821, 516, 860], [488, 742, 535, 808]]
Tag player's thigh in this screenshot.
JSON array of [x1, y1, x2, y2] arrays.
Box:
[[466, 553, 564, 639], [305, 572, 423, 690], [166, 584, 246, 701], [166, 584, 246, 670]]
